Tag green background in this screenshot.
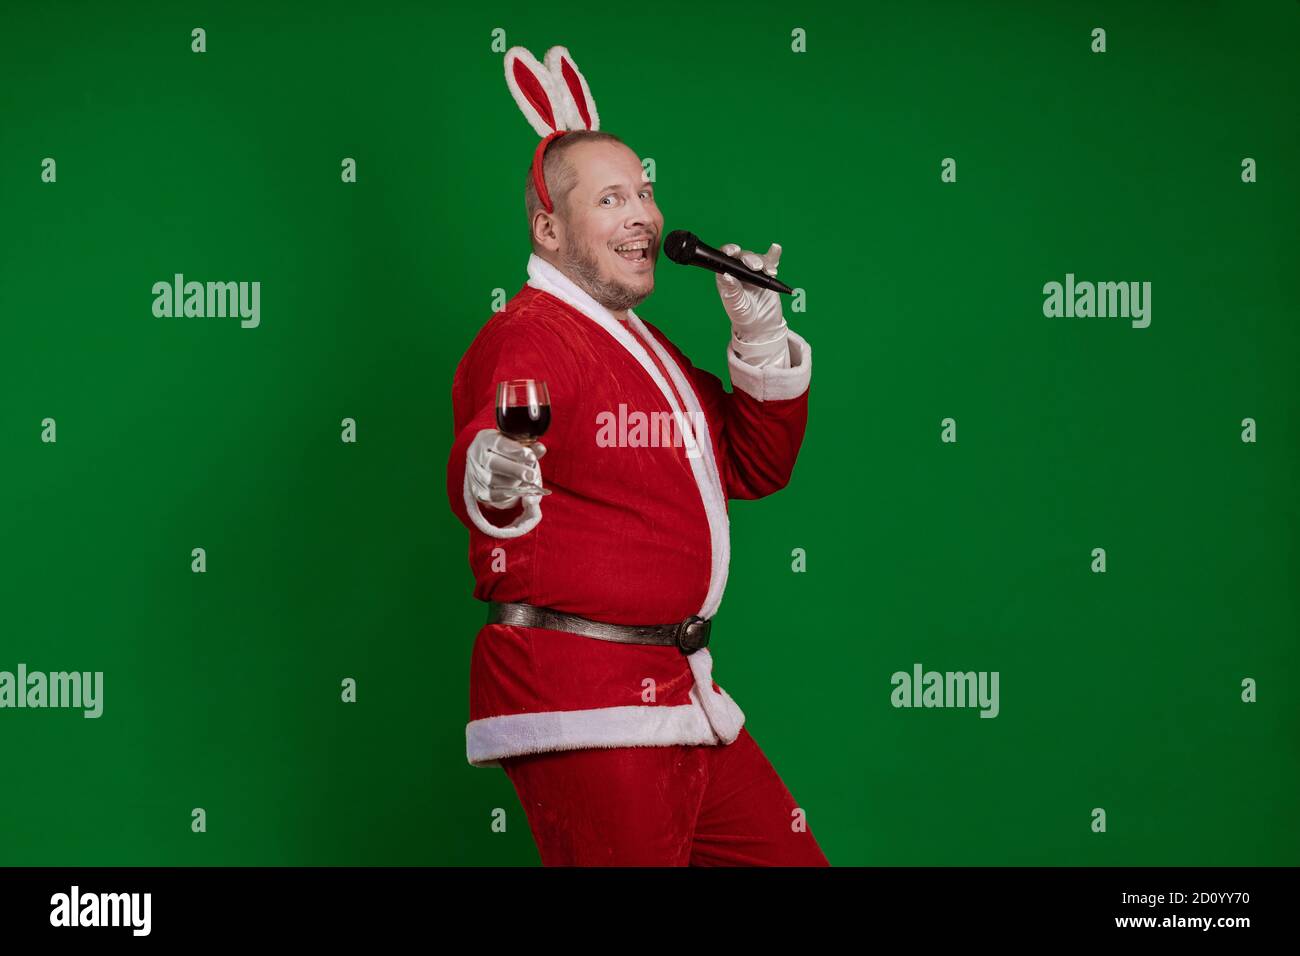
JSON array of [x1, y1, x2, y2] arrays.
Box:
[[1, 0, 1296, 866]]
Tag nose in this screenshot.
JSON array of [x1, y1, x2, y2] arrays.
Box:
[[627, 193, 658, 229]]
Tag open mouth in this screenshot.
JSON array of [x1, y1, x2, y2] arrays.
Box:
[[613, 238, 651, 263]]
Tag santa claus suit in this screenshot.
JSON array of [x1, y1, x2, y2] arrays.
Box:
[[447, 252, 824, 864]]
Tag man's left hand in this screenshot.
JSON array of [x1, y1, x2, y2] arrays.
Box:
[[715, 242, 788, 345]]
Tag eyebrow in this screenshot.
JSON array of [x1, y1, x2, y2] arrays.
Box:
[[599, 182, 653, 193]]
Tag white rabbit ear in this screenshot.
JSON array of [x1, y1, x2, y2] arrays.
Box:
[[544, 46, 600, 131], [504, 46, 569, 137]]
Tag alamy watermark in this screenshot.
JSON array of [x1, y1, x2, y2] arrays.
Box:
[[1043, 273, 1150, 328], [891, 662, 999, 718], [50, 886, 150, 936], [0, 664, 103, 718], [152, 274, 260, 328], [595, 403, 706, 459]]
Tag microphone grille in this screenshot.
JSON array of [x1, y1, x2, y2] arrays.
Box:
[[663, 230, 696, 264]]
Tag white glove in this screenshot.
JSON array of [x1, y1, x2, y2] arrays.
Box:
[[716, 242, 790, 369], [466, 429, 547, 510]]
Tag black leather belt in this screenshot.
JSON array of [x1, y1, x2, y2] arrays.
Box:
[[486, 601, 712, 655]]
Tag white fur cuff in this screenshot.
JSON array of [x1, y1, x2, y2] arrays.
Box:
[[728, 328, 812, 402], [463, 469, 543, 538]]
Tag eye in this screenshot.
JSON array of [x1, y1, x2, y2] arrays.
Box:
[[639, 189, 654, 201], [600, 194, 619, 207]]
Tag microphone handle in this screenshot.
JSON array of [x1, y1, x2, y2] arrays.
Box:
[[693, 244, 795, 295]]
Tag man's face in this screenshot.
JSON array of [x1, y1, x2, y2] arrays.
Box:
[[552, 141, 664, 314]]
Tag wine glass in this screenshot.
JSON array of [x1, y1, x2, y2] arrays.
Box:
[[496, 379, 551, 497]]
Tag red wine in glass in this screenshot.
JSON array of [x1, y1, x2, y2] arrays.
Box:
[[496, 379, 551, 496], [496, 403, 551, 441]]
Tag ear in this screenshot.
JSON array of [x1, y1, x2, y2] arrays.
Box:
[[544, 46, 600, 132], [531, 206, 562, 253], [504, 46, 568, 137]]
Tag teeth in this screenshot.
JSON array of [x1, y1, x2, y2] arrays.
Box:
[[615, 240, 650, 252]]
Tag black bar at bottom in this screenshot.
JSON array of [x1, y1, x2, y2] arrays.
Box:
[[0, 866, 1283, 941]]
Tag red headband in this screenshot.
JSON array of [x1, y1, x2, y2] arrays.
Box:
[[532, 129, 569, 213], [506, 47, 599, 213]]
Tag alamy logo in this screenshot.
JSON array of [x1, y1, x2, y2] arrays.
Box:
[[0, 664, 103, 717], [152, 273, 260, 328], [50, 886, 151, 936], [595, 403, 706, 459], [1043, 273, 1150, 328], [890, 662, 1000, 718]]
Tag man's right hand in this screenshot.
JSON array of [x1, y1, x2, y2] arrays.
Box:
[[466, 429, 547, 509]]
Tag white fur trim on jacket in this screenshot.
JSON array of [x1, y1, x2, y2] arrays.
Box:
[[466, 648, 745, 767], [525, 253, 731, 619], [628, 313, 731, 618], [727, 329, 812, 402]]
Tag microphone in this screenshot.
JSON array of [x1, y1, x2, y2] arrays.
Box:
[[663, 230, 795, 295]]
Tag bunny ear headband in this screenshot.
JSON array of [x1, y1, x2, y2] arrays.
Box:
[[504, 45, 600, 214]]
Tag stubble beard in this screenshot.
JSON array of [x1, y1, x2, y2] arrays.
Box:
[[560, 232, 653, 314]]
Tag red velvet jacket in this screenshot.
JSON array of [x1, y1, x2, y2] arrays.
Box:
[[448, 253, 811, 766]]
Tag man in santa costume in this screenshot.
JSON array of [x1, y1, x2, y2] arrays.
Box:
[[446, 45, 828, 866]]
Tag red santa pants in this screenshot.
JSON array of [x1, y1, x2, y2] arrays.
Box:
[[500, 726, 830, 866]]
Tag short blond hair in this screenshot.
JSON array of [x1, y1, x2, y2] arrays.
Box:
[[525, 130, 625, 247]]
